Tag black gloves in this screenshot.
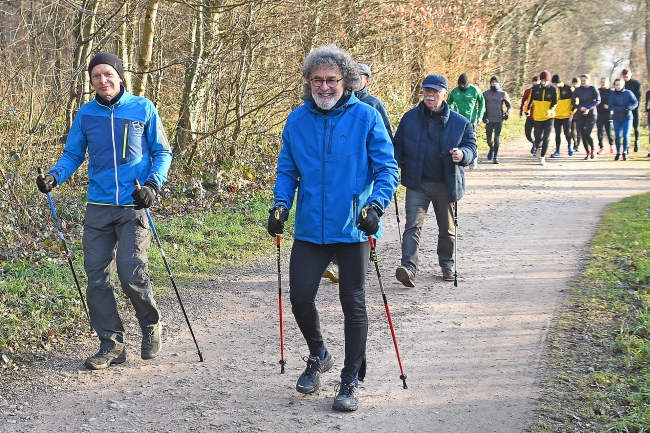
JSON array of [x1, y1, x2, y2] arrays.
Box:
[[502, 112, 509, 121], [520, 110, 525, 117], [357, 205, 380, 236], [267, 206, 289, 236], [131, 182, 158, 210], [482, 115, 489, 124], [36, 173, 56, 193]]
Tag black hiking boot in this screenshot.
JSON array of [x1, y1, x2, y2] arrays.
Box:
[[332, 380, 359, 411], [84, 343, 126, 370], [295, 350, 334, 394], [141, 322, 162, 360]]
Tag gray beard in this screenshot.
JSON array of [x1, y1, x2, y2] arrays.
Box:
[[313, 93, 341, 111]]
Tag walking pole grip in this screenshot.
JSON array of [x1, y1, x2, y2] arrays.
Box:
[[134, 179, 204, 362]]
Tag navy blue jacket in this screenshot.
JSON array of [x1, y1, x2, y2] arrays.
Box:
[[355, 87, 393, 140], [393, 101, 477, 202], [609, 89, 638, 122]]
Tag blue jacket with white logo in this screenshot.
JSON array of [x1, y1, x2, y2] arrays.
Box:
[[273, 93, 398, 244], [49, 88, 172, 206]]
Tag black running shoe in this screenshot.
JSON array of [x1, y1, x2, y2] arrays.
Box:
[[332, 380, 359, 411], [295, 351, 334, 394]]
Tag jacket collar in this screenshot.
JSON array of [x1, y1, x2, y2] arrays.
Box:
[[304, 92, 358, 115], [419, 100, 450, 123], [95, 85, 126, 107]]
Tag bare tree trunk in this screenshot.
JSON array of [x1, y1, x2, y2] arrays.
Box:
[[117, 0, 132, 93], [646, 0, 650, 81], [66, 0, 100, 132], [133, 0, 159, 96]]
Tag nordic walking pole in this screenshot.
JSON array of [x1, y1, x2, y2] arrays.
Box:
[[452, 148, 459, 288], [37, 168, 92, 330], [276, 234, 286, 373], [368, 235, 407, 389], [394, 193, 402, 244], [134, 180, 204, 362]]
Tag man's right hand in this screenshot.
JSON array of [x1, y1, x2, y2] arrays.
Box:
[[36, 174, 56, 193], [267, 206, 289, 236]]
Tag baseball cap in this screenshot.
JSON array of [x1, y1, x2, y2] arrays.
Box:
[[357, 63, 372, 77], [422, 74, 448, 91]]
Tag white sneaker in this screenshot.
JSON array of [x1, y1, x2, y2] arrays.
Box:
[[322, 262, 339, 283], [469, 157, 478, 169], [539, 156, 546, 165]]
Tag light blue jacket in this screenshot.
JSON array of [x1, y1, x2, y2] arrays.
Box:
[[273, 93, 398, 244], [49, 89, 172, 206]]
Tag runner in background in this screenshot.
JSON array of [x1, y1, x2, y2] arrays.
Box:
[[620, 69, 641, 152], [521, 76, 539, 154], [550, 74, 574, 157], [570, 77, 581, 152], [596, 77, 614, 154]]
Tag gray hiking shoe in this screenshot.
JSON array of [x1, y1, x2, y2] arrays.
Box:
[[296, 350, 334, 394], [141, 322, 162, 360], [323, 262, 339, 283], [332, 380, 359, 411], [84, 343, 126, 370], [395, 266, 416, 288]]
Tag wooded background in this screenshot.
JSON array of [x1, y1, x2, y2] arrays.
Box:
[[0, 0, 644, 262]]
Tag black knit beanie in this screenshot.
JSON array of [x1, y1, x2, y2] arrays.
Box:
[[88, 52, 125, 80], [490, 75, 499, 83], [551, 74, 561, 84], [458, 74, 469, 86]]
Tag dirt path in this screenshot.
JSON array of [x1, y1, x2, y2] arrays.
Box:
[[3, 136, 650, 432]]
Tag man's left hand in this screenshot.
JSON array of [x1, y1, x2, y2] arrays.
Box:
[[450, 148, 463, 163], [131, 183, 157, 210]]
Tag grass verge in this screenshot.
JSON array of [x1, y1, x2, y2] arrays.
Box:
[[0, 192, 273, 367], [530, 192, 650, 433]]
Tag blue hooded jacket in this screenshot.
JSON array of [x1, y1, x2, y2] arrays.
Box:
[[273, 92, 398, 244], [49, 89, 172, 206]]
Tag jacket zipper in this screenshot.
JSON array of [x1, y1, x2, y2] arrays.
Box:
[[321, 117, 327, 243], [110, 106, 119, 205], [353, 194, 358, 226], [327, 122, 335, 154], [121, 121, 128, 164]]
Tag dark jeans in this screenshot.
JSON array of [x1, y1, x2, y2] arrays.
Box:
[[401, 182, 454, 272], [596, 113, 613, 148], [83, 204, 159, 351], [533, 119, 553, 157], [575, 113, 596, 152], [632, 108, 639, 144], [525, 117, 535, 144], [553, 118, 571, 152], [486, 122, 503, 157], [289, 239, 369, 383]]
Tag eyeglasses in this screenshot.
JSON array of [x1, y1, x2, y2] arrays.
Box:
[[310, 77, 344, 88], [422, 88, 444, 94]]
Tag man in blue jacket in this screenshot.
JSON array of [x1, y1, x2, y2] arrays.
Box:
[[36, 52, 172, 370], [268, 44, 398, 412], [393, 74, 477, 287]]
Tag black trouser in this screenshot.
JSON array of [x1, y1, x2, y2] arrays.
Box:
[[525, 117, 534, 144], [571, 117, 581, 149], [290, 239, 369, 383], [486, 121, 503, 158], [596, 113, 613, 148], [553, 118, 571, 152], [575, 113, 596, 152], [632, 108, 639, 145], [533, 119, 553, 157]]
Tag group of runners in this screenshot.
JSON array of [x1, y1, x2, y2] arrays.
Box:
[[520, 69, 643, 164]]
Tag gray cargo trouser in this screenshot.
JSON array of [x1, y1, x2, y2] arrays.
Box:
[[83, 204, 159, 350], [400, 181, 455, 273]]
